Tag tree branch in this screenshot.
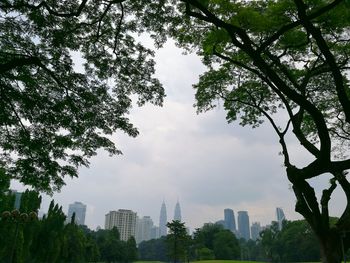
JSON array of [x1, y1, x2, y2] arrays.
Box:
[[258, 0, 344, 52], [1, 0, 89, 17], [0, 56, 41, 74], [294, 0, 350, 123]]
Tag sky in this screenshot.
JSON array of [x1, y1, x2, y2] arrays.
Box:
[[11, 40, 346, 232]]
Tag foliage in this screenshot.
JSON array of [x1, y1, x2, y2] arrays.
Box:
[[0, 190, 138, 262], [0, 0, 165, 193], [193, 223, 240, 260], [140, 0, 350, 262], [213, 230, 240, 260], [166, 220, 191, 263], [138, 236, 168, 261]]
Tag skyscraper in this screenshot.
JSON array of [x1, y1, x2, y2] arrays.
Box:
[[250, 222, 262, 241], [136, 216, 154, 244], [238, 211, 250, 240], [159, 201, 167, 236], [224, 208, 236, 232], [174, 201, 182, 221], [105, 209, 137, 241], [67, 201, 86, 225], [276, 207, 286, 230]]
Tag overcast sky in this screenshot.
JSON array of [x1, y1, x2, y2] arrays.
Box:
[[12, 40, 346, 232]]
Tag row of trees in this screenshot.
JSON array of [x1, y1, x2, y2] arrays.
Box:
[[140, 220, 339, 263], [0, 190, 137, 263], [137, 221, 240, 262]]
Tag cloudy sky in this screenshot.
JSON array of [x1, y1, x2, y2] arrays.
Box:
[[12, 40, 346, 232]]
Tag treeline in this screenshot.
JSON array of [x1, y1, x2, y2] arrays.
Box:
[[0, 190, 137, 263], [139, 220, 334, 262]]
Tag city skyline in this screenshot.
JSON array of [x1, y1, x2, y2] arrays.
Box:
[[10, 40, 346, 232]]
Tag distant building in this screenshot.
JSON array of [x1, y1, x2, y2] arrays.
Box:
[[136, 216, 154, 244], [150, 226, 159, 240], [9, 190, 22, 210], [250, 222, 262, 241], [159, 201, 167, 237], [105, 209, 137, 241], [174, 201, 182, 221], [238, 211, 250, 240], [276, 207, 286, 230], [224, 208, 236, 232], [67, 201, 86, 225]]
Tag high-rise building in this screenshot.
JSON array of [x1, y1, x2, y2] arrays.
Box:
[[9, 190, 22, 210], [105, 209, 137, 241], [224, 208, 236, 232], [276, 207, 286, 230], [136, 216, 154, 244], [250, 222, 262, 241], [150, 226, 160, 240], [237, 211, 250, 240], [159, 201, 167, 237], [174, 201, 182, 221], [67, 201, 86, 225]]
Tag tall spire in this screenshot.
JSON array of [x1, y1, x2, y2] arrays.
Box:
[[174, 200, 181, 221], [159, 201, 167, 237]]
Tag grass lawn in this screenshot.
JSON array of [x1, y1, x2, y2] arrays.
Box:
[[135, 261, 320, 263], [135, 261, 264, 263]]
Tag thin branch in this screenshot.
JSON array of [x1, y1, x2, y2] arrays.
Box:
[[0, 56, 41, 74], [294, 0, 350, 123], [258, 0, 344, 52], [320, 177, 337, 228], [1, 0, 89, 18], [113, 2, 124, 56]]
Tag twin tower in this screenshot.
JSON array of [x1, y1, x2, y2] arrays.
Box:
[[159, 201, 181, 236]]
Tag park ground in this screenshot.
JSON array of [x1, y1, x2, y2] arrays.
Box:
[[135, 261, 320, 263]]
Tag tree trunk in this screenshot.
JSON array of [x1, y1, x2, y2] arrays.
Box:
[[318, 230, 343, 263]]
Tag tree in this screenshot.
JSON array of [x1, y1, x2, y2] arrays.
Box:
[[166, 220, 190, 263], [193, 223, 224, 253], [149, 1, 350, 262], [124, 237, 138, 263], [138, 236, 168, 261], [192, 223, 240, 260], [0, 1, 164, 193], [97, 227, 124, 263], [213, 230, 240, 260], [279, 220, 320, 262], [259, 221, 282, 262]]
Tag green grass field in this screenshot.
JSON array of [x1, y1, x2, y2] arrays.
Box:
[[135, 261, 264, 263], [135, 261, 320, 263]]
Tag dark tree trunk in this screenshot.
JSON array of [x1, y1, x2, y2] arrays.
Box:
[[287, 167, 346, 263], [318, 230, 343, 263]]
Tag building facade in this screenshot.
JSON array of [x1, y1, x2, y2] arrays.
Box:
[[237, 211, 250, 240], [159, 201, 167, 237], [105, 209, 137, 241], [174, 201, 182, 221], [67, 201, 86, 225], [135, 216, 154, 244], [250, 222, 262, 241], [276, 207, 286, 230], [224, 208, 236, 233]]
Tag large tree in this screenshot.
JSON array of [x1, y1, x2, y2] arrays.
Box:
[[166, 220, 190, 263], [0, 1, 164, 193], [147, 0, 350, 262]]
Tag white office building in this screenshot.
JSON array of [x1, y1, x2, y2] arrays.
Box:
[[135, 216, 154, 244], [105, 209, 137, 241]]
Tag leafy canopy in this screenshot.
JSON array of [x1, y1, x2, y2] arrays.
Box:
[[0, 1, 165, 193]]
